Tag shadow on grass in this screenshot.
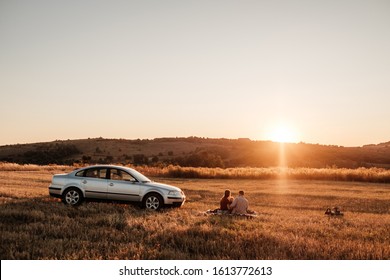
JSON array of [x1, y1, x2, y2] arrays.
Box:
[[0, 195, 179, 259], [0, 195, 297, 260], [1, 193, 389, 260]]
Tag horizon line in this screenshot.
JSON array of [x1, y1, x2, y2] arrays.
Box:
[[1, 136, 387, 148]]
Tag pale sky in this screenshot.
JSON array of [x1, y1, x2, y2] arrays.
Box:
[[1, 0, 389, 147]]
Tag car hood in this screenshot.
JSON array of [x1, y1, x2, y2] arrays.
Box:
[[143, 182, 182, 192]]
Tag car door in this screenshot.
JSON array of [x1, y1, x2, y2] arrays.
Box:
[[81, 167, 108, 199], [107, 168, 141, 201]]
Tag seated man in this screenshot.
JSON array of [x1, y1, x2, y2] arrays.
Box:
[[229, 190, 249, 215]]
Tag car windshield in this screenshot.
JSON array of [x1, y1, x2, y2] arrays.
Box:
[[126, 168, 151, 183]]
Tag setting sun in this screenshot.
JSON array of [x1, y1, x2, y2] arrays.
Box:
[[268, 124, 298, 143]]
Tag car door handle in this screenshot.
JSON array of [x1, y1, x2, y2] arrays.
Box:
[[82, 180, 87, 184], [109, 182, 114, 186]]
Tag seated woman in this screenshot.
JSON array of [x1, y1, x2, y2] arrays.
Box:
[[220, 189, 234, 212]]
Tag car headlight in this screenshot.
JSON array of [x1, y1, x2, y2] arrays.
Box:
[[168, 190, 181, 196]]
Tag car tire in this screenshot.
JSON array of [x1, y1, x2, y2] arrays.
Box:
[[143, 193, 163, 210], [62, 188, 83, 206]]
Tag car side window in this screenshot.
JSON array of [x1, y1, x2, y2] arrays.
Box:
[[75, 170, 84, 177], [85, 168, 107, 179], [110, 169, 136, 182]]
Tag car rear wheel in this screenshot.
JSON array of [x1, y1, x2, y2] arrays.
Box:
[[63, 188, 83, 206], [143, 193, 163, 210]]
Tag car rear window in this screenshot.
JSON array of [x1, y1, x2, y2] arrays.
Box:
[[80, 168, 108, 179]]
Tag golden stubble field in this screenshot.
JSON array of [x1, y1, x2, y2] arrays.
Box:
[[1, 167, 389, 260]]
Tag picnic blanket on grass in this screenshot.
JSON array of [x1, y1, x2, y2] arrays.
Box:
[[203, 209, 258, 219]]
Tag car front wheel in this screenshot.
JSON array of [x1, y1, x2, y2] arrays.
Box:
[[63, 188, 83, 206], [143, 193, 163, 210]]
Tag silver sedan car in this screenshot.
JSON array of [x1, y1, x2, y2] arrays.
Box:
[[49, 165, 186, 210]]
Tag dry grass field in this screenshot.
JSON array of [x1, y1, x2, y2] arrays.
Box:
[[1, 164, 390, 260]]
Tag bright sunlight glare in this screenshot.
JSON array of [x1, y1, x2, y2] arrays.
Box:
[[268, 124, 298, 143]]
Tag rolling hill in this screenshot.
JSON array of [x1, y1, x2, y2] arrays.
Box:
[[1, 137, 390, 169]]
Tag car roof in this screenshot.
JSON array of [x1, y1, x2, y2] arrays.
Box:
[[71, 165, 151, 182], [79, 164, 131, 169], [72, 165, 134, 173]]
